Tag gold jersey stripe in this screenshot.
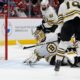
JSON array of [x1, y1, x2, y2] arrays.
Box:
[[58, 14, 64, 24], [64, 10, 80, 18], [58, 20, 63, 24]]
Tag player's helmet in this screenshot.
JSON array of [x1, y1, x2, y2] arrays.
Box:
[[40, 0, 49, 10]]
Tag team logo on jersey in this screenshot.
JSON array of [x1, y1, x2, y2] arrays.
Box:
[[47, 42, 57, 53]]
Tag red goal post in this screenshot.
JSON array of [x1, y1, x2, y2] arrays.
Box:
[[0, 13, 8, 60]]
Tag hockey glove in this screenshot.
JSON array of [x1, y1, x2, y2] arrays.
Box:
[[34, 29, 46, 43]]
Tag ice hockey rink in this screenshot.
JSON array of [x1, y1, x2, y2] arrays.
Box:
[[0, 45, 80, 80]]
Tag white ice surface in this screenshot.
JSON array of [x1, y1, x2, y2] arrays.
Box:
[[0, 45, 80, 80]]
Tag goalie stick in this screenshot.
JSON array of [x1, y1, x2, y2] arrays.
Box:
[[16, 40, 57, 49]]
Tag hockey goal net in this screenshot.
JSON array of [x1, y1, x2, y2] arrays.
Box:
[[0, 13, 8, 60]]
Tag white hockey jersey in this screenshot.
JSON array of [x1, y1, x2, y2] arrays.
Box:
[[55, 0, 80, 34], [58, 0, 80, 25], [35, 33, 58, 58], [41, 6, 58, 28]]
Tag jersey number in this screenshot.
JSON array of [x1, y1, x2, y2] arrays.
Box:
[[66, 1, 80, 9]]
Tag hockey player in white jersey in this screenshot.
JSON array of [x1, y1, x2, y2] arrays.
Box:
[[23, 0, 78, 66], [37, 0, 58, 33], [23, 0, 59, 65], [54, 0, 80, 71]]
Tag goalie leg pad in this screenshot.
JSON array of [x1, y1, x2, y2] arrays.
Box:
[[23, 52, 38, 65]]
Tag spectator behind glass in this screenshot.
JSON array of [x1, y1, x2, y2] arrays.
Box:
[[12, 0, 41, 17], [0, 0, 8, 13], [31, 1, 41, 17]]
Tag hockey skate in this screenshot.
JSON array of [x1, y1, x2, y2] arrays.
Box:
[[23, 59, 33, 66]]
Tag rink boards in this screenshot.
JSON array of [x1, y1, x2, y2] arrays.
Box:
[[0, 18, 42, 45]]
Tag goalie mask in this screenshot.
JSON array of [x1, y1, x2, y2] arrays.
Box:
[[34, 30, 46, 43]]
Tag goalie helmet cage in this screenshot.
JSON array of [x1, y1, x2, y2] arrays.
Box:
[[0, 13, 8, 60]]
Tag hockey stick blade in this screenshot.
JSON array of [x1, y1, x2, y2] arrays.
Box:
[[16, 40, 24, 49]]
